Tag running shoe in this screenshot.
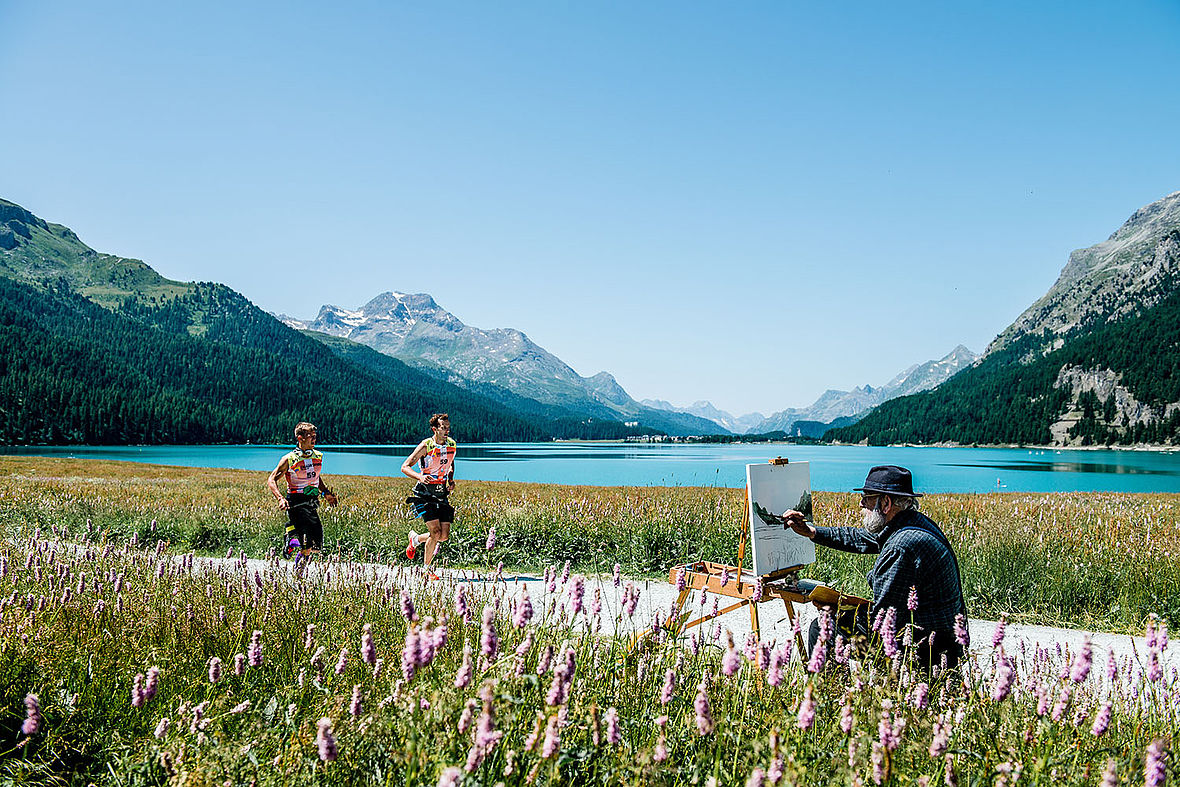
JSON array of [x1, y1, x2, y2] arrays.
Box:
[[426, 570, 441, 582], [406, 530, 418, 560], [285, 537, 301, 559]]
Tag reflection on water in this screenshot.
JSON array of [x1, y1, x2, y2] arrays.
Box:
[[943, 461, 1177, 476]]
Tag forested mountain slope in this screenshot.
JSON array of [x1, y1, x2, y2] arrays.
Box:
[[827, 192, 1180, 446], [0, 198, 651, 444]]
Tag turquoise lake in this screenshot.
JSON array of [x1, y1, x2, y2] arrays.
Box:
[[4, 443, 1180, 493]]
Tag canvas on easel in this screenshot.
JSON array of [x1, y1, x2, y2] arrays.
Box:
[[747, 460, 816, 576]]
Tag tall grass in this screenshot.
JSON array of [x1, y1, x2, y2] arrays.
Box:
[[1, 457, 1178, 631], [1, 522, 1176, 785]]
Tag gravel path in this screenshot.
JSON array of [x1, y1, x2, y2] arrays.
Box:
[[220, 553, 1176, 676]]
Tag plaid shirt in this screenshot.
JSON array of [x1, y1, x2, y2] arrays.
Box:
[[813, 508, 968, 636]]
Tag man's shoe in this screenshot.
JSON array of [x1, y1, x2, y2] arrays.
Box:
[[406, 530, 418, 560], [426, 570, 441, 582], [285, 537, 301, 559]]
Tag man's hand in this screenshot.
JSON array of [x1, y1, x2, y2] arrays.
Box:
[[323, 489, 339, 508], [447, 479, 456, 492], [780, 509, 816, 539], [277, 498, 289, 511]]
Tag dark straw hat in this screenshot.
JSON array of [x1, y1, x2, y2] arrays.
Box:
[[854, 465, 923, 497]]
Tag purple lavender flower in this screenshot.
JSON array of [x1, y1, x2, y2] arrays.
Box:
[[660, 668, 677, 705], [248, 630, 263, 668], [591, 587, 602, 619], [560, 561, 571, 585], [402, 630, 419, 682], [480, 605, 499, 664], [991, 614, 1007, 649], [796, 683, 816, 730], [1145, 739, 1167, 787], [1070, 637, 1093, 683], [612, 563, 621, 587], [675, 567, 686, 593], [603, 707, 621, 745], [361, 624, 376, 665], [882, 608, 899, 658], [546, 663, 572, 706], [208, 657, 222, 684], [1106, 650, 1117, 683], [542, 714, 561, 758], [1148, 650, 1163, 683], [485, 526, 496, 551], [513, 587, 534, 628], [907, 585, 918, 612], [745, 767, 766, 787], [991, 652, 1014, 702], [143, 666, 159, 703], [911, 682, 930, 710], [316, 717, 338, 762], [401, 590, 416, 622], [720, 567, 730, 587], [694, 674, 714, 735], [454, 586, 468, 621], [722, 640, 742, 677], [623, 583, 639, 618], [350, 685, 363, 718], [22, 694, 41, 735], [234, 653, 246, 676], [131, 673, 145, 708], [1051, 686, 1072, 722], [928, 716, 950, 757], [653, 715, 669, 762], [153, 717, 169, 739], [954, 613, 970, 647], [335, 647, 348, 676], [536, 645, 553, 675], [570, 576, 585, 617], [454, 644, 473, 689], [437, 766, 463, 787], [230, 700, 250, 714]]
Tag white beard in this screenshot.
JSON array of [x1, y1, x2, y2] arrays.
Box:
[[863, 505, 887, 535]]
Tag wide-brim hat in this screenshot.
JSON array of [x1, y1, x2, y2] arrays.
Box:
[[854, 465, 923, 497]]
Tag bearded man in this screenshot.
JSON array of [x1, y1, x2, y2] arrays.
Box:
[[781, 465, 969, 670]]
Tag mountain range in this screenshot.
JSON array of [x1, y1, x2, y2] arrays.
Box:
[[281, 294, 723, 437], [643, 345, 978, 435], [829, 190, 1180, 446]]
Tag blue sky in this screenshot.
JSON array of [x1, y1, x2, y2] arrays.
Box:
[[3, 1, 1179, 416]]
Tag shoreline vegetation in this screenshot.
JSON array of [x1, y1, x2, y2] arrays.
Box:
[[1, 457, 1176, 635], [2, 462, 1176, 784]]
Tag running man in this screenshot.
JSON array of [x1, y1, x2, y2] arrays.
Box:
[[267, 421, 337, 562], [401, 413, 457, 577]]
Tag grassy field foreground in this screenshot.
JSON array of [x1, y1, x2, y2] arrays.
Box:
[[0, 516, 1176, 785], [0, 457, 1176, 633]]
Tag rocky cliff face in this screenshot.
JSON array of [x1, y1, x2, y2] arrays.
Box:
[[986, 191, 1180, 360]]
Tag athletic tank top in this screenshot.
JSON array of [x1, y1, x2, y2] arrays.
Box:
[[283, 449, 323, 494], [419, 437, 457, 484]]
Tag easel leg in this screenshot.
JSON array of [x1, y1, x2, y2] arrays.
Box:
[[783, 599, 807, 661], [749, 600, 761, 641]]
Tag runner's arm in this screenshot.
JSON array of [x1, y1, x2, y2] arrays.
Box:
[[401, 442, 429, 483], [267, 459, 290, 510]]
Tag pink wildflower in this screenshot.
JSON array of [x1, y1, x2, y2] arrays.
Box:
[[796, 683, 815, 730], [694, 674, 714, 735], [153, 717, 169, 739], [746, 767, 766, 787], [991, 614, 1007, 649], [131, 673, 145, 708], [316, 717, 338, 762], [350, 685, 362, 718], [1090, 700, 1112, 736], [1070, 637, 1092, 683], [485, 526, 496, 551], [335, 647, 348, 676], [541, 714, 561, 758], [401, 590, 416, 622], [480, 605, 499, 664], [144, 666, 160, 703], [234, 653, 246, 676], [437, 766, 463, 787], [248, 630, 263, 668], [361, 623, 376, 665], [907, 585, 918, 611], [612, 563, 621, 587], [653, 715, 668, 762], [603, 707, 621, 745], [513, 587, 533, 628], [454, 644, 473, 689], [208, 657, 222, 684], [991, 651, 1015, 702], [22, 694, 41, 735], [660, 668, 677, 705], [954, 613, 970, 646], [1145, 739, 1167, 787]]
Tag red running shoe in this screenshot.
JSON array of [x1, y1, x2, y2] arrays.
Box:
[[406, 530, 418, 560]]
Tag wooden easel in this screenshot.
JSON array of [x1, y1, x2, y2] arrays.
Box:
[[658, 457, 868, 660]]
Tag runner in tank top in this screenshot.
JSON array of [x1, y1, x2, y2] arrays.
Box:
[[401, 413, 456, 579], [267, 421, 337, 564]]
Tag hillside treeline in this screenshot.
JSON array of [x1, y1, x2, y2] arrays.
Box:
[[0, 278, 648, 445], [827, 289, 1180, 446]]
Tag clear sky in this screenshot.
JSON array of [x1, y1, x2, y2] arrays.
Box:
[[3, 1, 1179, 417]]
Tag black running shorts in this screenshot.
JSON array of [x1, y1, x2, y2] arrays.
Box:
[[409, 482, 455, 523]]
